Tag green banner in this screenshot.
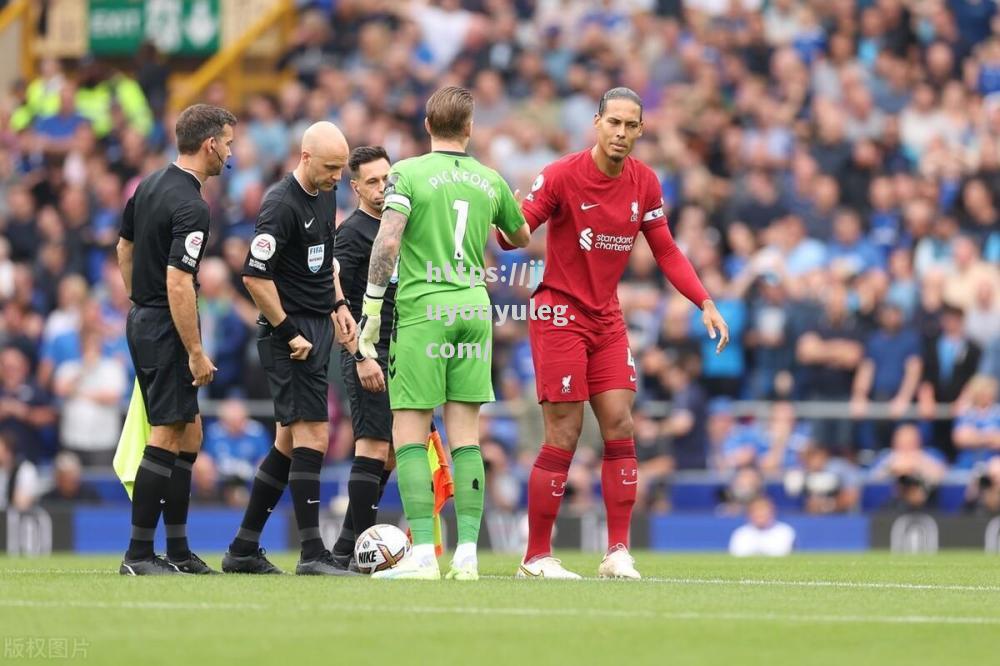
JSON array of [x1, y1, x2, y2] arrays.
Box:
[[89, 0, 221, 56]]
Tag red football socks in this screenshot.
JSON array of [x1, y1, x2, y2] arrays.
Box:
[[525, 444, 574, 562], [602, 439, 637, 551]]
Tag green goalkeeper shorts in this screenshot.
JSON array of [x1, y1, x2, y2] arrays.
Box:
[[388, 304, 495, 409]]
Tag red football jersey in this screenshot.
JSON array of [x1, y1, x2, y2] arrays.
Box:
[[521, 149, 666, 320]]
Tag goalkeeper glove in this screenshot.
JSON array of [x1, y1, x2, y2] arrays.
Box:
[[357, 295, 383, 359]]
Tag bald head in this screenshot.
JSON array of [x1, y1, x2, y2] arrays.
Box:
[[298, 121, 349, 192], [302, 121, 347, 155]]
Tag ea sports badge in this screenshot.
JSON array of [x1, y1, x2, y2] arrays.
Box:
[[184, 231, 204, 259], [307, 244, 324, 273], [251, 234, 276, 261]]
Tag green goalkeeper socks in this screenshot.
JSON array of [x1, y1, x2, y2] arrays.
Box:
[[451, 446, 485, 546], [395, 443, 435, 546]]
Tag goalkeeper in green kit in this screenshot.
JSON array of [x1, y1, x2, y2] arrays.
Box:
[[357, 86, 530, 580]]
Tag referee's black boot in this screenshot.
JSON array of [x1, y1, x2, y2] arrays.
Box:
[[330, 551, 363, 574], [296, 550, 362, 576], [221, 547, 284, 575], [166, 551, 221, 575], [120, 555, 187, 576]]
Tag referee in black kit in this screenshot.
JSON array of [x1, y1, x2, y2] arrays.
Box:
[[328, 146, 397, 571], [117, 103, 236, 575], [221, 121, 354, 576]]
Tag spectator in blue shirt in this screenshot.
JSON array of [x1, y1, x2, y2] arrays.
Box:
[[203, 399, 272, 486], [34, 84, 88, 154], [745, 275, 794, 399], [851, 302, 924, 449], [828, 209, 884, 277], [871, 423, 948, 510], [953, 375, 1000, 469], [689, 269, 746, 397]]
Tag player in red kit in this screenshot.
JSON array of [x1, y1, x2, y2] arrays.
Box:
[[498, 88, 729, 579]]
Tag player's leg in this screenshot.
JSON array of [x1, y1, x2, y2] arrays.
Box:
[[266, 314, 349, 575], [440, 401, 484, 580], [331, 436, 390, 569], [222, 424, 291, 574], [519, 313, 587, 579], [437, 312, 494, 580], [371, 317, 445, 579], [121, 305, 192, 575], [331, 350, 393, 569], [517, 400, 585, 579], [288, 420, 341, 574], [588, 325, 641, 579], [121, 422, 185, 575], [162, 415, 219, 574], [371, 408, 440, 579]]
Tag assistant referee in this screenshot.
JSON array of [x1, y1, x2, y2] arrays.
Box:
[[117, 103, 236, 575]]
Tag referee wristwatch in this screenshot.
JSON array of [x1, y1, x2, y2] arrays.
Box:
[[353, 348, 368, 363], [333, 297, 351, 313]]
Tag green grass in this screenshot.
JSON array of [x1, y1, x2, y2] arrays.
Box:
[[2, 552, 999, 665]]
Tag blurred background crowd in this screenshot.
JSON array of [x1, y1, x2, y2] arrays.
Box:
[[0, 0, 998, 519]]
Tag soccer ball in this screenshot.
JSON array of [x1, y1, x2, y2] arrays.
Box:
[[354, 524, 411, 574]]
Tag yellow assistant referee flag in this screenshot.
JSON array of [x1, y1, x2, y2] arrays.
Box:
[[113, 379, 151, 500]]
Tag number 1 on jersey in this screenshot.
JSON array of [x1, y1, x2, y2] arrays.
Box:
[[452, 199, 469, 261]]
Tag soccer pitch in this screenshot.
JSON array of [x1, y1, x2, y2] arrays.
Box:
[[2, 553, 998, 665]]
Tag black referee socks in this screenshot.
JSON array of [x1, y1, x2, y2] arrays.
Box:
[[332, 456, 385, 557], [230, 446, 291, 556], [289, 447, 326, 561], [127, 446, 176, 561], [164, 451, 197, 561]]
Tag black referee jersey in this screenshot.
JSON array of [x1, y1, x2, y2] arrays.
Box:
[[120, 164, 210, 304], [242, 173, 337, 315], [332, 207, 397, 344], [119, 163, 209, 425]]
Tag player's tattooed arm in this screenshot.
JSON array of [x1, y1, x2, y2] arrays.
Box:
[[368, 208, 407, 288]]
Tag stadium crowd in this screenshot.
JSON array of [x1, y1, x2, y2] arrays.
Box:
[[1, 0, 998, 517]]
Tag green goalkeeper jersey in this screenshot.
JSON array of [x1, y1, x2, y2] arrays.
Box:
[[383, 150, 525, 325]]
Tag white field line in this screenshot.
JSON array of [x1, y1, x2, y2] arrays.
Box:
[[5, 569, 1000, 593], [0, 599, 265, 610], [2, 598, 999, 625], [485, 574, 1000, 593]]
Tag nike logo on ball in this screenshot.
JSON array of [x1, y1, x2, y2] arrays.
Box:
[[580, 203, 599, 211], [304, 217, 315, 228]]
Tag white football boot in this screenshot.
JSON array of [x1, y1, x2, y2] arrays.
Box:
[[371, 546, 441, 580], [445, 543, 479, 581], [598, 544, 641, 580], [516, 556, 582, 580]]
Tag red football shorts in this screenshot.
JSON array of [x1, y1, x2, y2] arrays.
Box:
[[527, 290, 637, 403]]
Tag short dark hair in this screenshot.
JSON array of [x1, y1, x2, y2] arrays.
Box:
[[597, 87, 643, 121], [175, 104, 237, 155], [425, 86, 474, 140], [349, 145, 390, 177]]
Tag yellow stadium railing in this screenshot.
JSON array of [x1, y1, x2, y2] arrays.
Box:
[[0, 0, 37, 81], [169, 0, 295, 114]]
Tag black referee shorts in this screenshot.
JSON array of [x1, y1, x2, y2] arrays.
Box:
[[257, 313, 332, 426], [340, 347, 392, 443], [126, 306, 199, 426]]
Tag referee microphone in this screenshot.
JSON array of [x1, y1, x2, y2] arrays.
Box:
[[211, 144, 232, 170]]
